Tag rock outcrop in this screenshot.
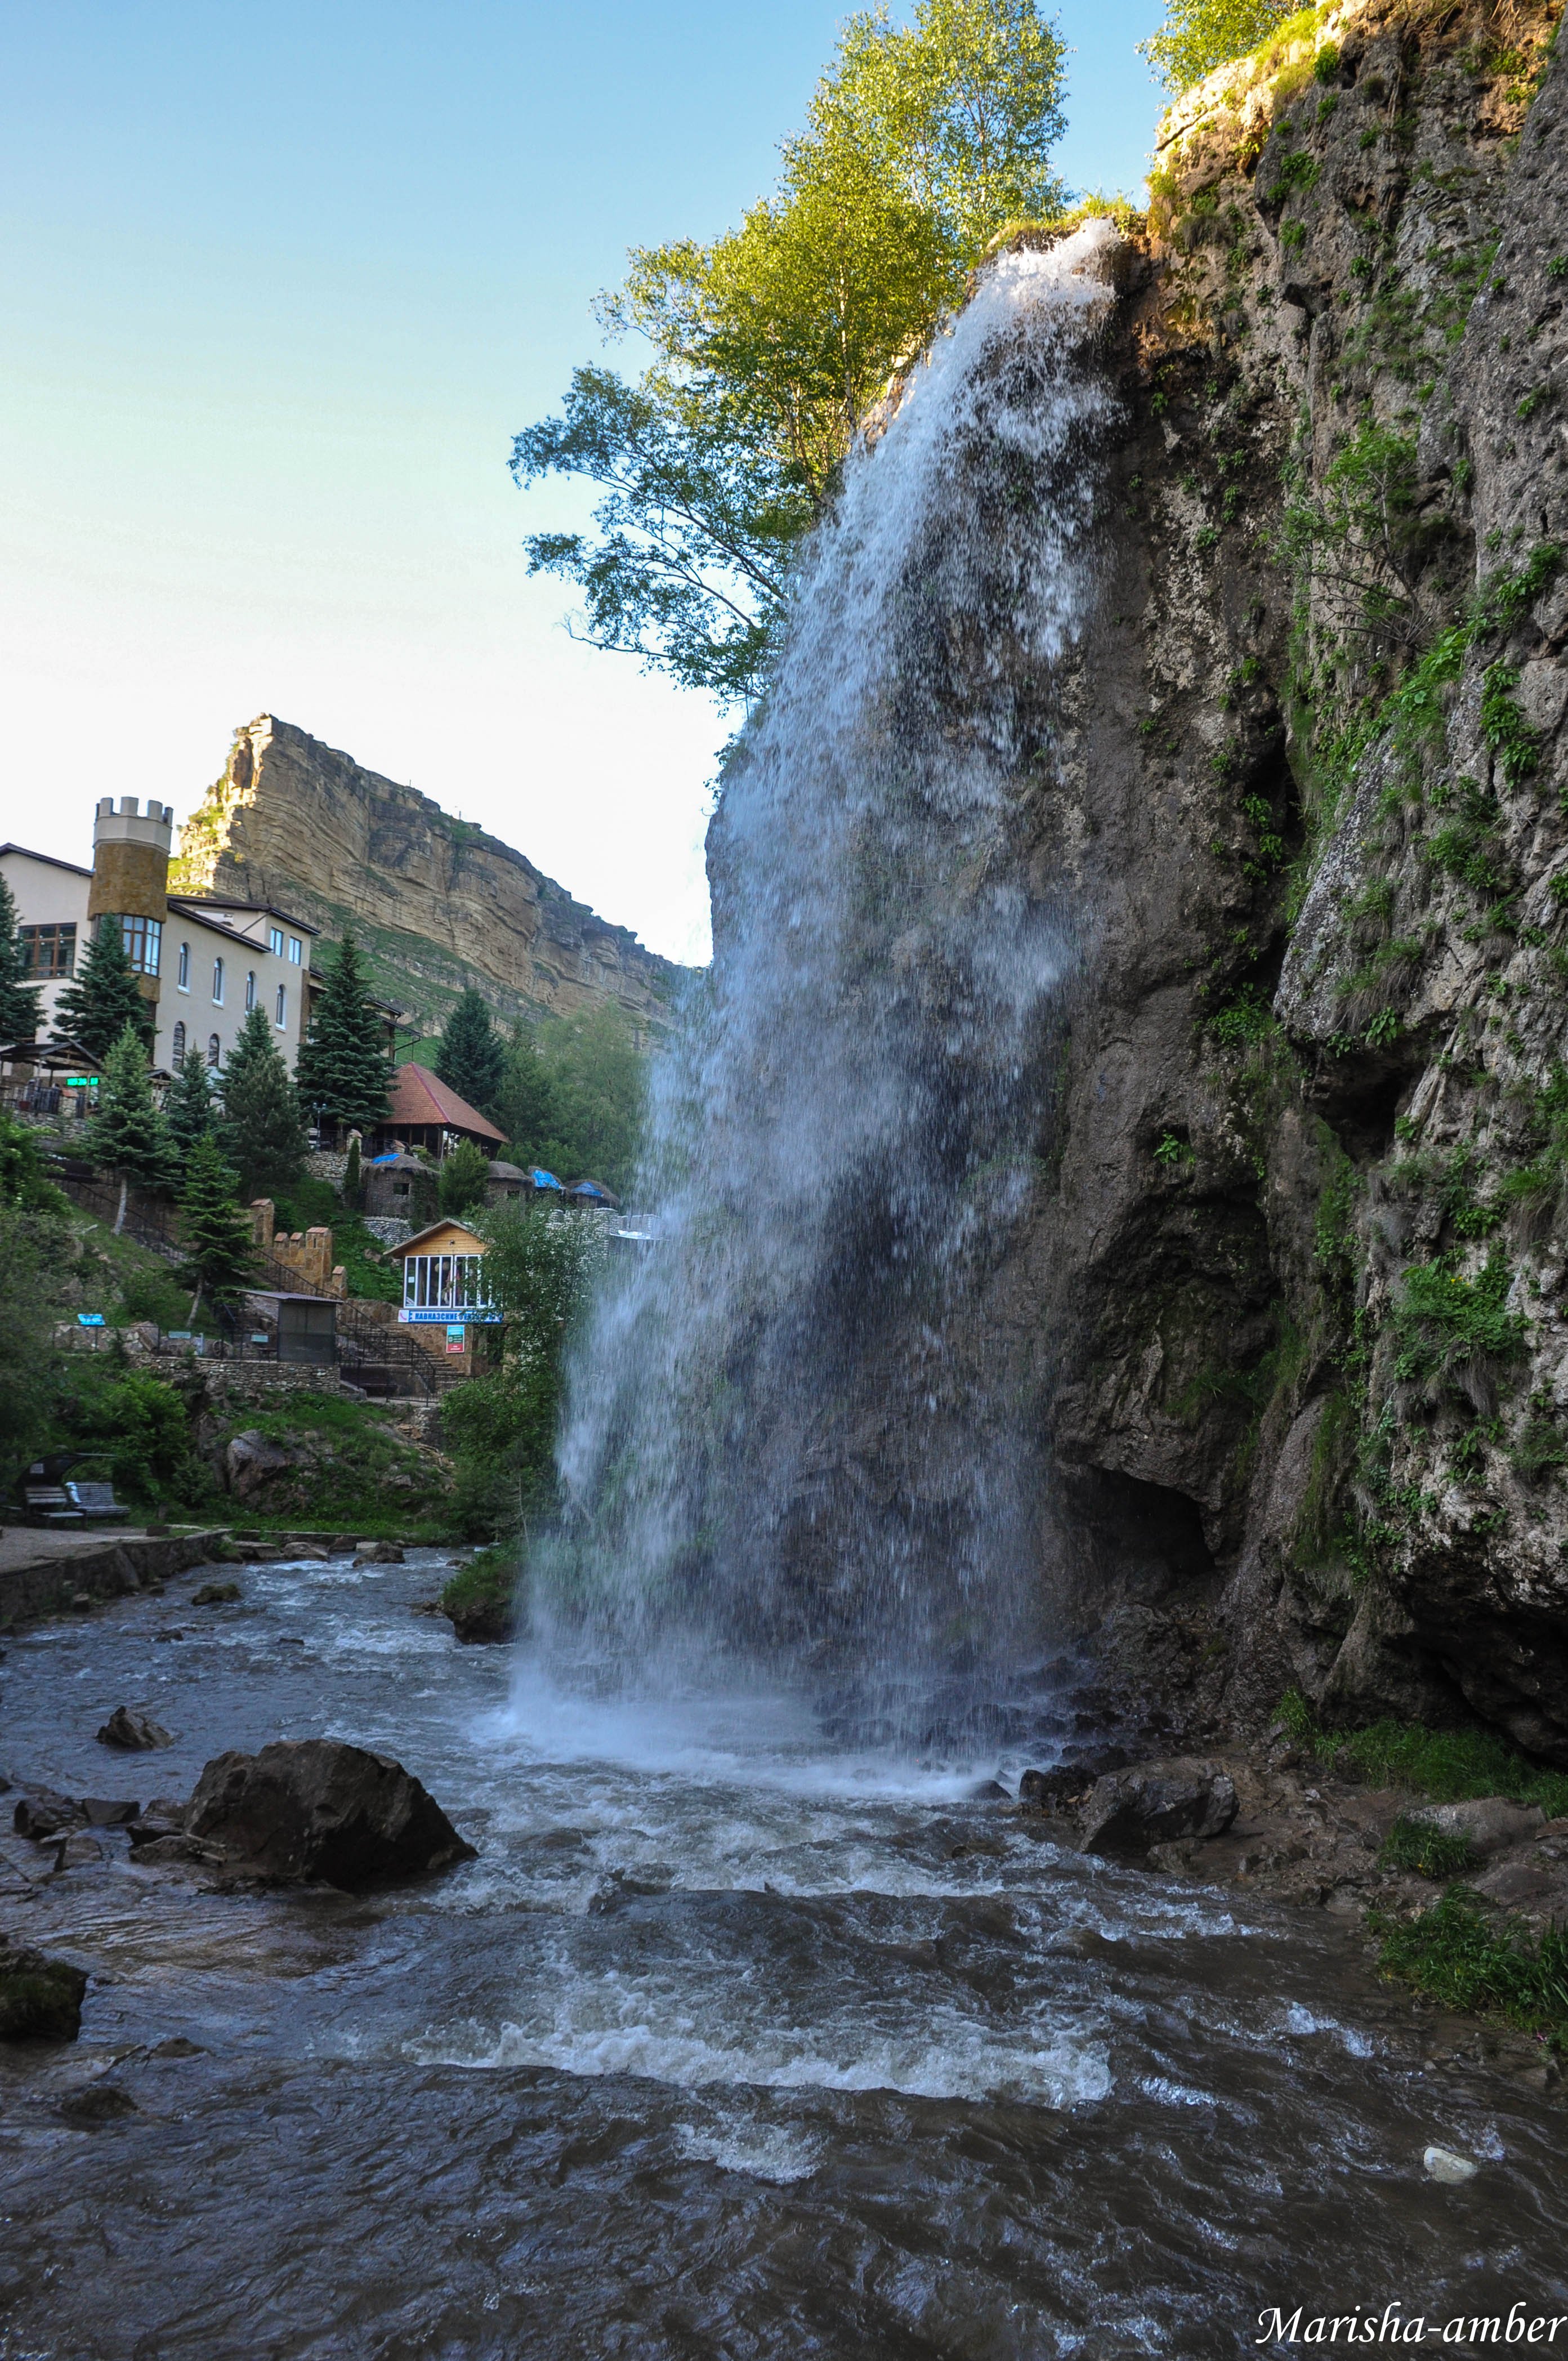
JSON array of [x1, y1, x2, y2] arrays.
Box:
[[169, 714, 685, 1038], [1006, 0, 1568, 1762], [184, 1739, 476, 1888]]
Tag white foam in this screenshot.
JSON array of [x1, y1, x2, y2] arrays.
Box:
[[675, 2119, 821, 2183]]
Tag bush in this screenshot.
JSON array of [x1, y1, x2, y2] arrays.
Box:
[[439, 1543, 519, 1640], [55, 1360, 209, 1508], [441, 1360, 561, 1539], [1372, 1888, 1568, 2043]]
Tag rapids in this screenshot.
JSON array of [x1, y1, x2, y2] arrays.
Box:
[[2, 1555, 1565, 2358]]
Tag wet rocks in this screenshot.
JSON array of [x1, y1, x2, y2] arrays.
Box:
[[97, 1706, 173, 1750], [52, 1833, 104, 1871], [126, 1798, 187, 1848], [57, 2082, 137, 2125], [0, 1940, 88, 2041], [1078, 1761, 1239, 1861], [81, 1798, 140, 1827], [184, 1738, 477, 1890], [12, 1788, 84, 1839], [354, 1540, 404, 1566], [190, 1582, 242, 1606]]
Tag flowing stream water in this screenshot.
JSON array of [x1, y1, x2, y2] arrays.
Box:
[[4, 229, 1567, 2355], [2, 1558, 1566, 2358]]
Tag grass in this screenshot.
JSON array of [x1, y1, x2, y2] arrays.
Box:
[[1371, 1888, 1568, 2045], [208, 1390, 454, 1536], [1380, 1814, 1478, 1878], [439, 1544, 515, 1618], [1277, 1691, 1568, 1817]]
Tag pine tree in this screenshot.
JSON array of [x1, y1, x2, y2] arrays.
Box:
[[53, 914, 153, 1061], [0, 876, 43, 1043], [220, 1004, 307, 1197], [178, 1131, 258, 1313], [85, 1022, 172, 1231], [436, 988, 505, 1120], [164, 1045, 217, 1163], [294, 931, 392, 1136]]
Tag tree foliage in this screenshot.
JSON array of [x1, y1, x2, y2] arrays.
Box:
[[294, 931, 392, 1135], [178, 1132, 258, 1307], [0, 876, 43, 1043], [498, 1005, 647, 1198], [1138, 0, 1294, 93], [86, 1024, 171, 1220], [221, 1005, 308, 1198], [55, 916, 153, 1061], [435, 989, 506, 1121], [513, 0, 1069, 704], [0, 1204, 71, 1487], [164, 1045, 217, 1164], [438, 1137, 493, 1219]]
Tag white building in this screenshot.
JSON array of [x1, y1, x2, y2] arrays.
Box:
[[1, 796, 316, 1078]]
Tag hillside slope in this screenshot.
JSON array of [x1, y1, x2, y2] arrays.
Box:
[[171, 714, 686, 1041]]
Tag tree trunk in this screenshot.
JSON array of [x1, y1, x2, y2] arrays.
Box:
[[114, 1175, 127, 1234]]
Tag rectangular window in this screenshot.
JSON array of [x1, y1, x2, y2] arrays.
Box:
[[115, 914, 161, 977], [275, 983, 286, 1028], [245, 971, 256, 1012], [177, 940, 190, 990], [268, 925, 284, 957], [288, 936, 302, 965], [18, 922, 76, 979], [402, 1253, 492, 1311], [212, 956, 224, 1003]]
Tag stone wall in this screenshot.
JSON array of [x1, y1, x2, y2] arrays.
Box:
[[170, 715, 686, 1040]]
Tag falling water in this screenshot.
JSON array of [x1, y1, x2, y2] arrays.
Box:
[[536, 222, 1124, 1730]]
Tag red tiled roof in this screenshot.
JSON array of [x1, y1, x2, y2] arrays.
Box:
[[386, 1063, 505, 1145]]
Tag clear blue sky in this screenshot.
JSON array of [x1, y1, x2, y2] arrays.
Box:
[[0, 1, 1164, 965]]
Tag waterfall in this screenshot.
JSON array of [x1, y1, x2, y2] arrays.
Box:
[[533, 222, 1123, 1737]]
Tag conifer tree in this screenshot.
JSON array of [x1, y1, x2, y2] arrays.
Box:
[[0, 876, 43, 1043], [53, 915, 153, 1060], [294, 931, 393, 1136], [85, 1022, 172, 1231], [220, 1004, 308, 1196], [436, 989, 505, 1120], [438, 1137, 493, 1219], [164, 1045, 217, 1163], [178, 1131, 258, 1314]]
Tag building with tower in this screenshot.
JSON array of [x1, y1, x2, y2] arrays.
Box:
[[2, 795, 317, 1078]]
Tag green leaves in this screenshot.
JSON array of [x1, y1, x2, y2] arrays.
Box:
[[514, 0, 1068, 705], [54, 915, 154, 1061], [1138, 0, 1299, 93], [435, 990, 505, 1124], [294, 931, 392, 1136], [220, 1006, 308, 1197], [178, 1132, 258, 1306]]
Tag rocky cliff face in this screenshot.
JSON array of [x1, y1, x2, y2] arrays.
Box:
[[952, 0, 1568, 1759], [171, 715, 684, 1038]]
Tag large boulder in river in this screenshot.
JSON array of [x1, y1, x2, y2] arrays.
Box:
[[185, 1739, 476, 1890], [1078, 1761, 1238, 1860], [0, 1942, 88, 2041]]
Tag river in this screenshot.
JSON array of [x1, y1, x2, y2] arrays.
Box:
[[2, 1550, 1565, 2358]]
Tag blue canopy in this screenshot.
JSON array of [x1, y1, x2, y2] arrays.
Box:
[[529, 1169, 563, 1190]]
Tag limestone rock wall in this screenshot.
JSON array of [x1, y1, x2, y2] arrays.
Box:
[[171, 715, 684, 1039], [946, 0, 1568, 1758]]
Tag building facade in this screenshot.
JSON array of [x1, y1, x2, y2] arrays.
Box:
[[2, 796, 315, 1078]]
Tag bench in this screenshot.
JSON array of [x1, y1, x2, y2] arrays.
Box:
[[23, 1485, 82, 1525], [63, 1481, 128, 1523]]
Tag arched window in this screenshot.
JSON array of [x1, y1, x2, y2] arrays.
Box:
[[207, 1033, 220, 1068], [245, 970, 256, 1011], [275, 983, 286, 1027], [177, 941, 190, 990], [212, 956, 224, 1002], [171, 1020, 186, 1063]]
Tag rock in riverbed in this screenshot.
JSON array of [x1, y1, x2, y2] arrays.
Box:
[[12, 1788, 84, 1838], [97, 1706, 173, 1750], [0, 1941, 88, 2041], [1078, 1761, 1238, 1860], [185, 1739, 476, 1890]]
